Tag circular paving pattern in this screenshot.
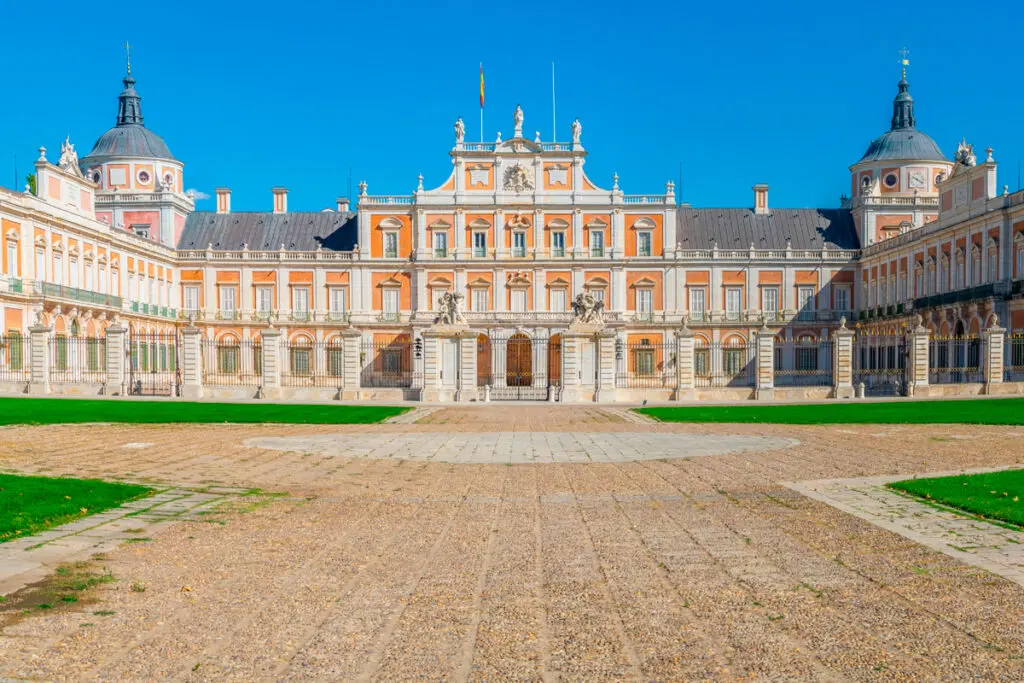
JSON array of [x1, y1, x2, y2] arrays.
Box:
[[245, 431, 799, 464]]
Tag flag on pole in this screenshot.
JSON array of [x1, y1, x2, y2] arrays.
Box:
[[479, 63, 485, 108]]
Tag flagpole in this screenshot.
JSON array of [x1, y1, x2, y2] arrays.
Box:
[[479, 62, 484, 143], [551, 62, 556, 142]]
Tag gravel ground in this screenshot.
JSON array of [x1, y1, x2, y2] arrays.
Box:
[[0, 406, 1022, 680]]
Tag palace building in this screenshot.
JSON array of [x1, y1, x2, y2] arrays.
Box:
[[1, 63, 1022, 402]]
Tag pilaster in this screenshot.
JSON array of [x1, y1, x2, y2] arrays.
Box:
[[906, 318, 930, 396], [260, 328, 283, 398], [180, 326, 203, 400], [28, 323, 51, 395], [754, 324, 775, 400], [982, 321, 1006, 392], [340, 328, 363, 399], [594, 330, 616, 403], [457, 332, 479, 402], [105, 324, 128, 395], [674, 324, 696, 401]]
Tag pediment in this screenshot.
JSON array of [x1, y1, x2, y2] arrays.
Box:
[[427, 219, 452, 230], [427, 276, 453, 287], [5, 229, 18, 241], [631, 217, 657, 229], [506, 275, 531, 287], [547, 277, 570, 287], [468, 218, 491, 229], [584, 276, 609, 287], [377, 217, 404, 230], [631, 277, 658, 287], [377, 276, 402, 288], [546, 218, 569, 229], [467, 277, 491, 288], [585, 217, 608, 229]]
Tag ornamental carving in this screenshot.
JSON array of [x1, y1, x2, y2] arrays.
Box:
[[503, 163, 534, 193]]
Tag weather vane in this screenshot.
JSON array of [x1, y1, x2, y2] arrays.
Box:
[[125, 40, 132, 75], [898, 46, 910, 79]]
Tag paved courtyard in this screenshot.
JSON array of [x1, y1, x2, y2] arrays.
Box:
[[1, 406, 1023, 680]]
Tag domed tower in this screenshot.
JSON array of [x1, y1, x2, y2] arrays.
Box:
[[849, 64, 952, 246], [80, 59, 193, 247]]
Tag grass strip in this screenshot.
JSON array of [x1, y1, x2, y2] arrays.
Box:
[[887, 469, 1024, 528]]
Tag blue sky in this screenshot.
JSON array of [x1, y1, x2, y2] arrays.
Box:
[[1, 0, 1021, 213]]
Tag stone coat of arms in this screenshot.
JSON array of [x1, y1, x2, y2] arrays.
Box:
[[503, 163, 534, 193]]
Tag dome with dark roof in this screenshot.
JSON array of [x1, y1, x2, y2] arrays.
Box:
[[856, 76, 946, 164], [80, 73, 177, 164]]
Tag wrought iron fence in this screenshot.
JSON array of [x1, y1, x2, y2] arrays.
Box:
[[615, 339, 677, 389], [0, 334, 30, 383], [128, 332, 180, 396], [282, 341, 346, 387], [49, 336, 107, 384], [1007, 334, 1024, 382], [929, 336, 983, 384], [361, 339, 415, 388], [202, 339, 263, 387], [853, 334, 906, 396], [774, 339, 834, 387], [694, 341, 755, 388]]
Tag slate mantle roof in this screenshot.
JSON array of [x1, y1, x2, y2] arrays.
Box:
[[677, 208, 860, 251], [177, 211, 357, 251]]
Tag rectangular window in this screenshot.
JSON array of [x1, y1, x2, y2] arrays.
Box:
[[433, 231, 447, 258], [69, 259, 79, 288], [35, 249, 44, 280], [99, 266, 107, 293], [834, 286, 850, 312], [256, 286, 273, 313], [183, 285, 200, 313], [510, 289, 527, 312], [988, 251, 998, 281], [512, 232, 527, 257], [635, 349, 655, 376], [53, 254, 63, 284], [220, 287, 237, 313], [589, 288, 605, 304], [329, 287, 347, 315], [797, 286, 815, 316], [1017, 248, 1024, 279], [637, 289, 653, 320], [292, 288, 309, 315], [472, 231, 487, 258], [589, 230, 604, 257], [689, 288, 706, 320], [6, 243, 16, 276], [725, 287, 741, 320], [290, 348, 312, 376], [795, 347, 818, 371], [383, 288, 399, 316], [472, 288, 489, 311], [550, 288, 567, 311], [7, 332, 22, 370], [111, 270, 119, 296], [762, 287, 779, 320], [384, 231, 399, 259], [327, 345, 344, 377], [723, 348, 745, 377], [85, 263, 93, 291], [551, 231, 565, 257], [218, 345, 241, 374], [637, 231, 652, 257], [695, 349, 709, 378]]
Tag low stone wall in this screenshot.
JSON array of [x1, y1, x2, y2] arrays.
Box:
[[49, 382, 107, 396], [773, 386, 833, 402], [0, 381, 28, 395]]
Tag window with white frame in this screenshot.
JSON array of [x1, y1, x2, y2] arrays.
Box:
[[589, 230, 604, 257], [433, 230, 447, 257], [550, 288, 567, 311], [888, 276, 896, 303], [937, 259, 946, 293], [636, 288, 653, 320], [472, 231, 487, 257], [956, 254, 965, 289], [689, 288, 706, 320], [430, 286, 450, 309], [512, 231, 527, 258], [84, 262, 93, 290], [988, 248, 999, 281], [762, 286, 779, 320], [69, 258, 79, 288], [220, 286, 237, 314], [637, 231, 652, 257], [898, 274, 906, 301], [292, 287, 309, 316], [797, 286, 815, 315], [915, 266, 924, 296], [834, 285, 850, 312], [35, 249, 44, 280], [53, 253, 63, 284], [139, 275, 147, 303], [472, 287, 489, 311], [1016, 241, 1024, 278], [551, 231, 565, 257], [149, 278, 156, 305], [725, 287, 741, 320], [183, 285, 200, 313], [382, 288, 399, 317], [510, 288, 527, 312], [588, 287, 605, 304], [972, 251, 982, 285], [256, 286, 273, 314], [329, 287, 347, 317], [110, 269, 119, 295], [383, 231, 399, 259], [6, 242, 16, 276]]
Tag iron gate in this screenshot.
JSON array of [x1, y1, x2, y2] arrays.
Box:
[[853, 334, 907, 396], [478, 334, 561, 400], [128, 331, 181, 396]]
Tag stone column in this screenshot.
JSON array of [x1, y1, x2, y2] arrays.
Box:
[[340, 328, 363, 400], [831, 317, 855, 399], [421, 331, 441, 401], [560, 332, 582, 403], [260, 327, 283, 399], [754, 324, 775, 400], [180, 326, 203, 400], [594, 329, 617, 403], [674, 324, 695, 401], [906, 317, 930, 397], [105, 323, 128, 395], [982, 318, 1006, 392], [28, 322, 51, 395], [457, 331, 479, 402]]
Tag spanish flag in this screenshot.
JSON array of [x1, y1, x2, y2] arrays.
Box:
[[479, 63, 485, 108]]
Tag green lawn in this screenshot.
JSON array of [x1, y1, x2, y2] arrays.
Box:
[[637, 397, 1024, 426], [0, 473, 153, 543], [888, 469, 1024, 528], [0, 397, 408, 426]]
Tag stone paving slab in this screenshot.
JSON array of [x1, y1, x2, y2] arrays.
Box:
[[785, 466, 1024, 587], [245, 431, 799, 464], [0, 488, 237, 598]]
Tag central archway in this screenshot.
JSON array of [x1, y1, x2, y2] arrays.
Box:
[[506, 332, 533, 387]]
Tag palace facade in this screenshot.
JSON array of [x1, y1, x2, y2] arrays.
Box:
[[1, 65, 1022, 401]]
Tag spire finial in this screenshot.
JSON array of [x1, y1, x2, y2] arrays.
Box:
[[125, 40, 132, 75], [898, 46, 910, 80]]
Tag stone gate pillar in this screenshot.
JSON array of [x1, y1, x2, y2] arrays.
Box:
[[831, 317, 855, 399], [457, 331, 479, 402], [754, 323, 775, 401], [340, 328, 363, 400], [906, 315, 930, 397], [674, 322, 695, 401], [105, 322, 128, 395], [594, 329, 617, 403], [28, 321, 51, 395], [181, 326, 203, 400], [260, 327, 283, 399], [560, 332, 582, 403], [982, 316, 1006, 393]]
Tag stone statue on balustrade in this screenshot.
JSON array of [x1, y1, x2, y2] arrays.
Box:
[[571, 118, 582, 144], [571, 292, 604, 328], [454, 117, 465, 143], [435, 291, 467, 327]]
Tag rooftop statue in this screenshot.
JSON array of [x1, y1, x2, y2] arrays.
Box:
[[454, 117, 465, 143], [58, 136, 83, 178], [955, 139, 977, 167], [571, 118, 582, 144], [513, 105, 524, 137]]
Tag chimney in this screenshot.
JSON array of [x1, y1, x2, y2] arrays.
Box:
[[337, 196, 350, 213], [753, 184, 769, 215], [272, 187, 288, 214], [215, 187, 231, 214]]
